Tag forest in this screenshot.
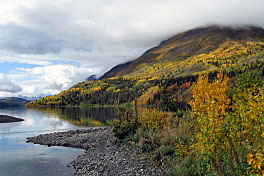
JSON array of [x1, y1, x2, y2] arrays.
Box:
[[112, 68, 264, 176]]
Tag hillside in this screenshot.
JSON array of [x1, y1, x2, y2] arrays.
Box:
[[101, 25, 264, 79], [0, 97, 30, 105], [27, 25, 264, 108]]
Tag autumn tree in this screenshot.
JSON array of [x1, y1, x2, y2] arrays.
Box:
[[190, 72, 236, 175]]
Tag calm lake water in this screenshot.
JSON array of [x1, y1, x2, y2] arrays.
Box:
[[0, 106, 118, 176]]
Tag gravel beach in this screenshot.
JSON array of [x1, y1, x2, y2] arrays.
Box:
[[26, 127, 168, 176]]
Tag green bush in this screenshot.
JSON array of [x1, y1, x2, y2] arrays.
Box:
[[106, 86, 116, 92], [137, 128, 160, 152], [159, 145, 175, 156], [168, 155, 215, 176], [112, 116, 138, 140]]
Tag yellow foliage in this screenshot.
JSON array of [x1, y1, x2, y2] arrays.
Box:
[[190, 72, 264, 175], [137, 79, 147, 83], [91, 87, 101, 91], [138, 108, 171, 129], [247, 153, 264, 175], [113, 89, 121, 92], [108, 77, 119, 80], [148, 76, 160, 80], [189, 72, 236, 175], [123, 41, 264, 79], [233, 85, 264, 174], [137, 86, 160, 105], [190, 72, 231, 155]]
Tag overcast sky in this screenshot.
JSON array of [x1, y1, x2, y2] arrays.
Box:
[[0, 0, 264, 97]]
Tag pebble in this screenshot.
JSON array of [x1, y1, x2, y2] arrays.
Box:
[[26, 127, 168, 176]]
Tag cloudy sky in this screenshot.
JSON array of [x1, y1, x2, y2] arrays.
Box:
[[0, 0, 264, 98]]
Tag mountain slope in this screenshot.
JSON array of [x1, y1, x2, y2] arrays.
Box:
[[27, 25, 264, 108], [101, 25, 264, 79], [0, 97, 30, 105]]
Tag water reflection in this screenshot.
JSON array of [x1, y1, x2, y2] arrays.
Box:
[[27, 106, 121, 127], [0, 107, 76, 136]]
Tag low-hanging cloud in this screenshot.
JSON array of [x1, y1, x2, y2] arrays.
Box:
[[0, 73, 22, 93], [0, 24, 91, 55]]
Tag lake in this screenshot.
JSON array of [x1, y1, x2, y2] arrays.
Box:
[[0, 106, 118, 176]]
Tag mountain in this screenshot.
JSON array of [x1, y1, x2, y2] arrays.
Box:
[[18, 96, 44, 101], [0, 97, 30, 108], [0, 97, 30, 105], [100, 61, 132, 79], [101, 25, 264, 79], [27, 25, 264, 108], [86, 75, 98, 81]]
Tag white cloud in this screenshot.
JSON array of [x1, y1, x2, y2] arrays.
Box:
[[9, 64, 100, 97], [0, 54, 52, 66], [0, 73, 22, 93], [0, 0, 33, 25], [22, 64, 98, 89]]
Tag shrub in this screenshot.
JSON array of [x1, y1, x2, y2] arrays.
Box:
[[138, 108, 171, 129], [190, 70, 264, 175], [159, 145, 175, 156], [168, 154, 214, 176], [112, 115, 138, 140], [137, 128, 160, 152], [106, 86, 116, 92]]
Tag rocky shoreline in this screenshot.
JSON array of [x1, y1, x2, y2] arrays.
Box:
[[0, 115, 24, 123], [26, 127, 168, 176]]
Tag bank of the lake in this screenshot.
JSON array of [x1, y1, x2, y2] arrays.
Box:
[[27, 127, 169, 176]]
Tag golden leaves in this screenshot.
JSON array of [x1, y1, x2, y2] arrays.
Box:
[[235, 86, 264, 174], [247, 153, 264, 174], [190, 72, 231, 157], [190, 71, 264, 174], [138, 108, 171, 130]]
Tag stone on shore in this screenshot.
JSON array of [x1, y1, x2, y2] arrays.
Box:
[[26, 127, 168, 176]]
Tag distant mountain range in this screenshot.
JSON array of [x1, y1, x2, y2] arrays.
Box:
[[0, 97, 30, 108], [17, 96, 44, 101]]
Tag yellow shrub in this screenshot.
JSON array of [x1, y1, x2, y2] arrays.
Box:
[[234, 85, 264, 175], [137, 79, 147, 83], [91, 87, 101, 91], [138, 108, 171, 129], [113, 89, 121, 92]]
